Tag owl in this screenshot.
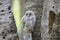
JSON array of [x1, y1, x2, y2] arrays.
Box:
[[22, 10, 36, 32]]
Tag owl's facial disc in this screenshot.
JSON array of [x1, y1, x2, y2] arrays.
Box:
[[25, 10, 35, 17], [25, 13, 32, 17]]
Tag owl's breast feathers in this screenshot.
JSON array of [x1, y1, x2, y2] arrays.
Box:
[[22, 15, 36, 32]]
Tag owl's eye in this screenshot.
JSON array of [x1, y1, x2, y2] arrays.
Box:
[[26, 13, 28, 16], [29, 13, 32, 16]]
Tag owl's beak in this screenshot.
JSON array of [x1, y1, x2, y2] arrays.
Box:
[[28, 16, 30, 17], [28, 15, 31, 17]]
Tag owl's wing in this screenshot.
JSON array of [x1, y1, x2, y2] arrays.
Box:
[[30, 16, 36, 31], [22, 16, 26, 28], [32, 16, 36, 26]]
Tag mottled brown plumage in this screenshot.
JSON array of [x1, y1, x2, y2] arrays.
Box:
[[48, 11, 56, 34]]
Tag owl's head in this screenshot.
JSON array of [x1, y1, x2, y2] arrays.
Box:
[[25, 10, 35, 17]]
